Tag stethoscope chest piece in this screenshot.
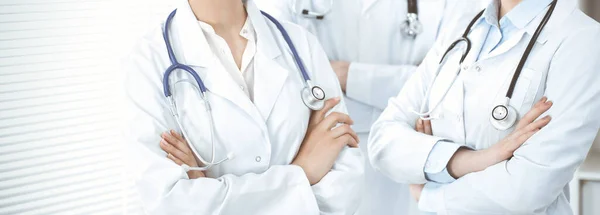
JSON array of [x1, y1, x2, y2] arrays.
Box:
[[490, 103, 518, 130], [401, 13, 422, 38], [301, 85, 325, 110]]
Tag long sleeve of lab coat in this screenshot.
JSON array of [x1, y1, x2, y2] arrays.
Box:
[[123, 29, 362, 215], [368, 37, 450, 184], [416, 26, 600, 215], [305, 32, 365, 215]]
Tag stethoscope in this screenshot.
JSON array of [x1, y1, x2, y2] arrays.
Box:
[[161, 10, 326, 171], [294, 0, 421, 65], [400, 0, 422, 38], [293, 0, 422, 38], [413, 0, 556, 130]]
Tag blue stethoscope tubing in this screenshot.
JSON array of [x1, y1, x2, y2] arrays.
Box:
[[413, 0, 556, 130], [161, 10, 325, 171]]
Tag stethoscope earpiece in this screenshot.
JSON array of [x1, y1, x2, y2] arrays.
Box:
[[301, 86, 325, 110], [293, 0, 332, 20]]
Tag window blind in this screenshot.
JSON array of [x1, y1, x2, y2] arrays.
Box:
[[0, 0, 172, 214]]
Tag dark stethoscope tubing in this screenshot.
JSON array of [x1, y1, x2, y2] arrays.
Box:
[[434, 0, 557, 129], [300, 0, 421, 38]]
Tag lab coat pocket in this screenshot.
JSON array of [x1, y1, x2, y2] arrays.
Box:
[[427, 72, 465, 142], [509, 68, 542, 116]]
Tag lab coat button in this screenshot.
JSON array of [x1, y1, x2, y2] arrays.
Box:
[[255, 156, 261, 162], [462, 65, 469, 71], [475, 66, 481, 72]]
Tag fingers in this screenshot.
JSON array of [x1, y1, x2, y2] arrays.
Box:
[[162, 132, 191, 154], [516, 97, 553, 130], [167, 153, 184, 165], [415, 119, 433, 135], [320, 112, 354, 130], [310, 97, 341, 126], [523, 115, 552, 133], [170, 130, 185, 142], [504, 116, 551, 153], [330, 124, 359, 145], [160, 140, 187, 161], [517, 128, 541, 144], [415, 119, 424, 133], [336, 134, 358, 148], [423, 119, 432, 135]]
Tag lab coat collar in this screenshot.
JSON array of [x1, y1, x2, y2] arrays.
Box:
[[171, 0, 213, 67], [170, 0, 281, 68], [247, 1, 289, 121], [473, 0, 576, 61], [477, 0, 575, 45], [534, 0, 578, 43], [246, 1, 282, 60], [505, 0, 553, 30], [169, 0, 284, 126]]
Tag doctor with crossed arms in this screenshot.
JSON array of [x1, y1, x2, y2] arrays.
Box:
[[369, 0, 600, 214]]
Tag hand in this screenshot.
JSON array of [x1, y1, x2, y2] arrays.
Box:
[[292, 97, 359, 185], [330, 61, 350, 92], [160, 130, 206, 179], [415, 118, 432, 135], [488, 96, 553, 161], [447, 97, 554, 179], [409, 184, 425, 202]]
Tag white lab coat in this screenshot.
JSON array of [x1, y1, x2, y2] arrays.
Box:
[[254, 0, 486, 214], [123, 1, 363, 214], [369, 0, 600, 214]]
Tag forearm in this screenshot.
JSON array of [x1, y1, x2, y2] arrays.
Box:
[[369, 110, 447, 183], [446, 147, 503, 179], [135, 148, 319, 214]]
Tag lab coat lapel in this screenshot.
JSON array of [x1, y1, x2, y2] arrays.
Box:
[[171, 0, 260, 122], [483, 4, 560, 61], [462, 24, 489, 65], [483, 29, 527, 60], [361, 0, 379, 15], [428, 51, 466, 142], [253, 52, 289, 121], [248, 2, 288, 121]]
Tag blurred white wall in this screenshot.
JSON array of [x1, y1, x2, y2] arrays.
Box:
[[578, 1, 600, 215], [0, 0, 172, 214]]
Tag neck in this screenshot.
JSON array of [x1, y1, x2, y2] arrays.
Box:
[[498, 0, 522, 19], [188, 0, 247, 32]]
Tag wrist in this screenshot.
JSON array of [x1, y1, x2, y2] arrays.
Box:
[[292, 161, 318, 185], [447, 148, 506, 179], [484, 145, 507, 164], [187, 170, 204, 179], [447, 148, 485, 178]]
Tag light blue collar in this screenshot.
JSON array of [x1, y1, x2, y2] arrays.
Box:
[[480, 0, 553, 35]]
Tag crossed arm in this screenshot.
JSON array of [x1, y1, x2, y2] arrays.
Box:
[[368, 28, 600, 214]]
